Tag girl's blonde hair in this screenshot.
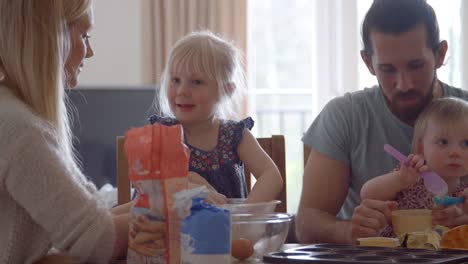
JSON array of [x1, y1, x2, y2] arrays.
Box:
[[0, 0, 93, 162], [159, 31, 246, 120], [412, 97, 468, 153]]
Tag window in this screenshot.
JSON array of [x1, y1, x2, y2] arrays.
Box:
[[247, 0, 463, 213], [357, 0, 462, 88]]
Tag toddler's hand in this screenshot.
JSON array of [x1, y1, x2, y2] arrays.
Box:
[[432, 203, 468, 227], [397, 154, 428, 188], [431, 188, 468, 227], [460, 188, 468, 214]]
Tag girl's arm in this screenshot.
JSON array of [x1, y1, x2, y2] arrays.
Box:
[[237, 130, 283, 203]]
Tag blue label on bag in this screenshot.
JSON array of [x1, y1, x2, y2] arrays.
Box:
[[181, 198, 230, 254]]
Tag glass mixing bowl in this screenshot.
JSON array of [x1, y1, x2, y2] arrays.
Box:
[[221, 198, 281, 214], [230, 213, 293, 261]]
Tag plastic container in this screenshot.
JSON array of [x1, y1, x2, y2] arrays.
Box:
[[392, 209, 432, 237]]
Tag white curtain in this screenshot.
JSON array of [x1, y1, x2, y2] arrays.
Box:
[[310, 0, 359, 115], [462, 1, 468, 91], [147, 0, 247, 83]]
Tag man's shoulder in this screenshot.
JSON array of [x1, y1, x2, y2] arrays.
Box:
[[443, 83, 468, 99], [327, 85, 381, 110]]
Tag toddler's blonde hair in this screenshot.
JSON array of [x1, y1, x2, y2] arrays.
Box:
[[412, 97, 468, 153]]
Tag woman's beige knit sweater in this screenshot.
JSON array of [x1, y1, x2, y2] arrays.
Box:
[[0, 86, 115, 263]]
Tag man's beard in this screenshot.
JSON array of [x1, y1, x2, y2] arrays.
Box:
[[383, 72, 437, 124]]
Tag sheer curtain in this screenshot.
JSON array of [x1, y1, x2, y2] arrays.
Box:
[[462, 1, 468, 90], [247, 0, 361, 213], [310, 0, 359, 105], [148, 0, 247, 83]]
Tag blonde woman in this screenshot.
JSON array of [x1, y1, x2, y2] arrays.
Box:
[[0, 0, 128, 263]]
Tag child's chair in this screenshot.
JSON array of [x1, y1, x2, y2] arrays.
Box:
[[243, 135, 287, 212], [116, 135, 287, 212]]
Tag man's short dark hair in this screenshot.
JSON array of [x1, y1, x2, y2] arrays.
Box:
[[361, 0, 440, 56]]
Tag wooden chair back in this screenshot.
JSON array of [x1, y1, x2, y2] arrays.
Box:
[[243, 135, 286, 212], [116, 135, 287, 212], [116, 136, 130, 205]]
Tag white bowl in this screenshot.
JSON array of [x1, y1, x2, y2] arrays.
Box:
[[221, 198, 281, 214]]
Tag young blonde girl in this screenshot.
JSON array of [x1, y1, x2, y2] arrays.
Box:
[[361, 97, 468, 236], [0, 0, 129, 262], [150, 31, 283, 203]]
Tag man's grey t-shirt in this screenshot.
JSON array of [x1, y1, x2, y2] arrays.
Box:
[[302, 83, 468, 219]]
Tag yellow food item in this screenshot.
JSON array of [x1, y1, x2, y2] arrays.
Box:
[[440, 225, 468, 250], [357, 237, 400, 247], [231, 238, 254, 260], [403, 230, 440, 250]]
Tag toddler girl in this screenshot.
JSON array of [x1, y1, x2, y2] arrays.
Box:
[[361, 97, 468, 236]]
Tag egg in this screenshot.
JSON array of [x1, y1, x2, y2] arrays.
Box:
[[231, 238, 254, 260]]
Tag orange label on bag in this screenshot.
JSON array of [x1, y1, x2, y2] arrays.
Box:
[[125, 124, 189, 181], [125, 124, 189, 263]]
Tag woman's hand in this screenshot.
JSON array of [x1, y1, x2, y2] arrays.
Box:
[[128, 215, 166, 254]]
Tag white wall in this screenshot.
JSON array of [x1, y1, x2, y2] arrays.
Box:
[[79, 0, 153, 87]]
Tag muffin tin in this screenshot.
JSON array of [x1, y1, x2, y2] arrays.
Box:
[[263, 244, 468, 263]]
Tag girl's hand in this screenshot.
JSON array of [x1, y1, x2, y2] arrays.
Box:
[[188, 171, 227, 204], [397, 154, 428, 188], [188, 171, 216, 191], [188, 181, 227, 205]]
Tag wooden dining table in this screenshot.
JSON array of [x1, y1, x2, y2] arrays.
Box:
[[113, 244, 302, 264], [36, 243, 468, 263], [35, 244, 303, 264]]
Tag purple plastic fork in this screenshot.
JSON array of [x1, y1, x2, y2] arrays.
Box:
[[383, 144, 448, 196]]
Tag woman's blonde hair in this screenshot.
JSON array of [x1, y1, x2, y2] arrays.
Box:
[[412, 97, 468, 153], [158, 31, 246, 120], [0, 0, 93, 161]]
